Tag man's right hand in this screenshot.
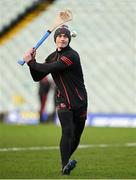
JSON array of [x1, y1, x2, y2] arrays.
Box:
[[23, 48, 36, 64]]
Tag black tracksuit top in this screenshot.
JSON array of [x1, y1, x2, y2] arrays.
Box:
[[28, 46, 87, 110]]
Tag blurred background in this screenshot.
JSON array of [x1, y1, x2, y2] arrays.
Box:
[[0, 0, 136, 127]]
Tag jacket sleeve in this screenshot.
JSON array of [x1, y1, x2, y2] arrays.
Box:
[[28, 59, 68, 81], [27, 50, 78, 82]]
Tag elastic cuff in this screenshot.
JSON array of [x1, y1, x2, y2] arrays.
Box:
[[27, 59, 36, 66]]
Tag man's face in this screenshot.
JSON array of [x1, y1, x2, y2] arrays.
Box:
[[56, 34, 69, 50]]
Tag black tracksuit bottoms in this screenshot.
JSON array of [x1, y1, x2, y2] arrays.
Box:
[[58, 104, 87, 168]]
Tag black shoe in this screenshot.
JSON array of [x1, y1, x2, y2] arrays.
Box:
[[62, 160, 77, 175]]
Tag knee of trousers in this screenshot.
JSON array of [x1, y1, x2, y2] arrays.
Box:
[[62, 126, 74, 139]]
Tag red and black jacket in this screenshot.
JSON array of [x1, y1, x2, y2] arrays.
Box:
[[28, 46, 87, 110]]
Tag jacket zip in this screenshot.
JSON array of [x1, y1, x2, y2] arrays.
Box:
[[59, 73, 71, 109]]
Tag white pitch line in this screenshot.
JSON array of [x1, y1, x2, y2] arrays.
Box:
[[0, 143, 136, 152]]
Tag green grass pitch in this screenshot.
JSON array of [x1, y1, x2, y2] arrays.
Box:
[[0, 122, 136, 179]]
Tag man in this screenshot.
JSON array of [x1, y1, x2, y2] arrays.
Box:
[[38, 76, 51, 123], [38, 77, 56, 123], [23, 25, 88, 175]]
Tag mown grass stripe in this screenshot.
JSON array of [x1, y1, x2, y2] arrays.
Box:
[[0, 142, 136, 152]]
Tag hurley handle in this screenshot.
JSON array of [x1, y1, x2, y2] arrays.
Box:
[[18, 30, 51, 65]]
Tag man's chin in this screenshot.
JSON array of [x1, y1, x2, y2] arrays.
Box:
[[60, 45, 68, 49]]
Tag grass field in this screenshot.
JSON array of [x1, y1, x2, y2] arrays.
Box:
[[0, 122, 136, 179]]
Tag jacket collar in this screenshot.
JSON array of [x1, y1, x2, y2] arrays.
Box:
[[56, 45, 71, 53]]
